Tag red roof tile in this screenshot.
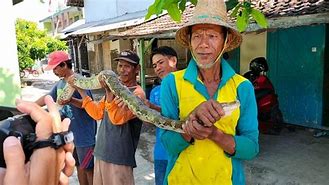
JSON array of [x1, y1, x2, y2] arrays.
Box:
[[116, 0, 329, 37]]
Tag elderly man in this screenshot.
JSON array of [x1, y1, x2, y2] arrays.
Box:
[[159, 0, 259, 184]]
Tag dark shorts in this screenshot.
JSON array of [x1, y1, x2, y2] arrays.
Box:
[[73, 146, 95, 169]]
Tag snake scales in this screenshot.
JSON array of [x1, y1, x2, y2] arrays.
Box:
[[58, 70, 240, 133]]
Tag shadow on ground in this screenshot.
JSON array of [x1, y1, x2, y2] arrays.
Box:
[[245, 127, 329, 185]]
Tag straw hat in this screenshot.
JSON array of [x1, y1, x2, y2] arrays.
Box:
[[175, 0, 242, 52]]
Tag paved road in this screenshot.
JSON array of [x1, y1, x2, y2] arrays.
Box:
[[21, 72, 155, 185], [21, 72, 329, 185]]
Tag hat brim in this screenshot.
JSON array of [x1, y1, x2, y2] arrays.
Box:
[[114, 57, 138, 65], [175, 21, 242, 52], [44, 64, 59, 71]]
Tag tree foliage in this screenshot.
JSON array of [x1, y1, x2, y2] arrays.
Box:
[[146, 0, 268, 32], [15, 19, 67, 70]]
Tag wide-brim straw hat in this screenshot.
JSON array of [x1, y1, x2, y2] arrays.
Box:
[[175, 0, 242, 52]]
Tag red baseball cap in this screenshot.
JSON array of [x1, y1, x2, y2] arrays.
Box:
[[44, 51, 70, 71]]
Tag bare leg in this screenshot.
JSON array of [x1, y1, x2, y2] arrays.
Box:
[[86, 169, 94, 185], [77, 167, 89, 185]]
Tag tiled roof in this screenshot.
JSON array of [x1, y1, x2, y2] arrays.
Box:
[[254, 0, 329, 18], [116, 5, 194, 37], [115, 0, 329, 38], [64, 10, 148, 35]]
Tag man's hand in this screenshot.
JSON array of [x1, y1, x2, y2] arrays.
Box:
[[190, 99, 225, 127], [0, 95, 75, 185], [113, 96, 128, 109], [57, 98, 71, 105], [99, 76, 111, 91], [67, 75, 88, 99], [184, 104, 236, 154], [183, 113, 217, 140], [67, 75, 79, 89]]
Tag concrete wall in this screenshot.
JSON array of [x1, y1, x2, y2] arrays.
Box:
[[240, 31, 267, 74], [84, 0, 153, 22], [86, 35, 96, 73], [86, 29, 135, 74]]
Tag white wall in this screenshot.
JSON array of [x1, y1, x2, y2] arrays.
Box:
[[0, 0, 21, 107], [85, 0, 153, 22], [13, 0, 51, 28]]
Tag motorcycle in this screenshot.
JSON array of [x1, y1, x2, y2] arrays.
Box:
[[244, 57, 283, 135]]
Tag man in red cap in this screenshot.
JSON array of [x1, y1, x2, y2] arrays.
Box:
[[35, 50, 97, 185]]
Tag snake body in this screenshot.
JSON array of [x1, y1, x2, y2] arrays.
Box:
[[58, 70, 240, 133]]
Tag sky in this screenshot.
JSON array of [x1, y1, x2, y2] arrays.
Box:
[[13, 0, 67, 24]]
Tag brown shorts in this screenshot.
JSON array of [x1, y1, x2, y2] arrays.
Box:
[[93, 159, 134, 185]]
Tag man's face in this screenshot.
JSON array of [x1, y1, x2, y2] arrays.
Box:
[[152, 54, 177, 79], [53, 63, 66, 78], [116, 60, 138, 84], [190, 24, 226, 66]]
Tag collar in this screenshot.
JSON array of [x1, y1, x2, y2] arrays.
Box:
[[183, 58, 236, 87]]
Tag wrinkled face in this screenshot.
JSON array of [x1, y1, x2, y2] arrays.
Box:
[[152, 54, 177, 79], [190, 24, 226, 67], [116, 60, 138, 84]]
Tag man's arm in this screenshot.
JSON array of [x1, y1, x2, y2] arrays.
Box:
[[231, 80, 259, 159], [147, 86, 161, 112], [35, 95, 46, 107], [69, 89, 94, 108], [68, 97, 83, 108], [35, 83, 58, 106], [106, 86, 146, 125]]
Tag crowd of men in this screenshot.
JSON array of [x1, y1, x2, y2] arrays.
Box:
[[0, 0, 259, 185]]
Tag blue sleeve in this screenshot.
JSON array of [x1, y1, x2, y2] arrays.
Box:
[[159, 74, 189, 156], [149, 86, 157, 104], [233, 80, 259, 160]]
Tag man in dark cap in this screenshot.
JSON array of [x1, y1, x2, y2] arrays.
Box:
[[69, 50, 145, 185]]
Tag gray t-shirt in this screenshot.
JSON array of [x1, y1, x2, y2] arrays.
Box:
[[94, 110, 142, 167], [49, 80, 96, 147]]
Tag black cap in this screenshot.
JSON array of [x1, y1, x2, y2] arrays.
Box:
[[114, 50, 140, 65]]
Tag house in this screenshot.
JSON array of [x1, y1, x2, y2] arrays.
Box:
[[62, 0, 153, 79], [39, 6, 84, 37], [66, 0, 329, 129], [109, 0, 329, 129]]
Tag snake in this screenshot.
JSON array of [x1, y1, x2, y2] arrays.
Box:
[[58, 70, 240, 133]]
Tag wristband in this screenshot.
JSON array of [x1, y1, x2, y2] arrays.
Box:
[[25, 131, 74, 150]]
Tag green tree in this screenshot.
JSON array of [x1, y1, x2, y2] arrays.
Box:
[[15, 19, 68, 70], [146, 0, 267, 32]]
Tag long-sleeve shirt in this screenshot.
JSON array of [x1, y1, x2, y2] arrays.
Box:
[[160, 59, 259, 185], [82, 85, 145, 125]]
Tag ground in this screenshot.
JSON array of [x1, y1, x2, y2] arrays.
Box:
[[20, 72, 329, 185]]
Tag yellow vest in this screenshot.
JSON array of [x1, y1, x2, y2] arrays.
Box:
[[168, 70, 246, 185]]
